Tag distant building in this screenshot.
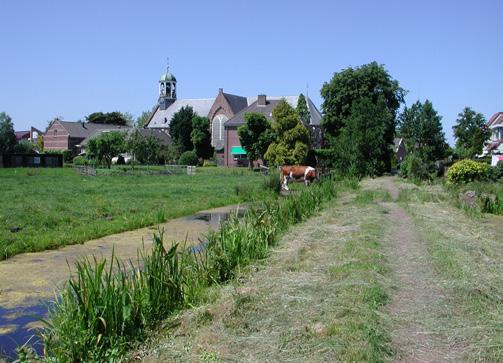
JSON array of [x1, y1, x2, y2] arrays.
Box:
[[44, 120, 129, 152], [223, 94, 322, 167], [394, 138, 407, 166], [481, 112, 503, 166], [14, 127, 43, 143], [145, 67, 322, 166]]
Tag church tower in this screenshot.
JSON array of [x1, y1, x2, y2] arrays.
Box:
[[158, 60, 177, 110]]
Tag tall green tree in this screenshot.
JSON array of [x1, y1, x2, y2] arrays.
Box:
[[296, 93, 311, 125], [264, 100, 309, 166], [398, 100, 448, 162], [86, 131, 126, 168], [452, 107, 489, 158], [237, 112, 274, 167], [320, 62, 405, 173], [169, 106, 196, 153], [191, 116, 213, 159], [321, 62, 405, 140], [86, 112, 129, 125], [333, 97, 393, 177], [0, 112, 16, 154]]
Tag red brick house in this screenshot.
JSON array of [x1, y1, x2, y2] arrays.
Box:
[[224, 95, 322, 167], [44, 119, 129, 152]]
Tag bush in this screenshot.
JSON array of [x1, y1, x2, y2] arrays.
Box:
[[487, 163, 503, 181], [202, 160, 217, 167], [447, 159, 489, 184], [178, 150, 199, 166], [73, 156, 88, 165], [399, 153, 432, 181]]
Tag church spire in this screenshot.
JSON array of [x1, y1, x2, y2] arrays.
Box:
[[158, 58, 177, 110]]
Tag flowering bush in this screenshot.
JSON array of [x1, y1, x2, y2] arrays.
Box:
[[447, 159, 489, 184]]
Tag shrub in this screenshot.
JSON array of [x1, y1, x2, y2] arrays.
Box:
[[447, 159, 489, 184], [178, 150, 199, 166], [399, 153, 432, 181], [487, 163, 503, 181], [202, 160, 217, 167], [73, 155, 88, 165]]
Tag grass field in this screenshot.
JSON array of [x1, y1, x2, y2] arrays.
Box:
[[0, 167, 270, 260]]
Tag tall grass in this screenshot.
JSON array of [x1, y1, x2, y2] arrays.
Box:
[[37, 177, 339, 362]]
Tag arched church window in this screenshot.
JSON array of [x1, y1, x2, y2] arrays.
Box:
[[211, 114, 228, 150]]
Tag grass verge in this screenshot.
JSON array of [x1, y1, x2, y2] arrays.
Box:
[[401, 187, 503, 361]]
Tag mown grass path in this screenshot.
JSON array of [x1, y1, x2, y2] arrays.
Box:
[[134, 177, 503, 363], [371, 178, 462, 362], [138, 185, 393, 362]]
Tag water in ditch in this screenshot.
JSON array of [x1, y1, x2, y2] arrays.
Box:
[[0, 205, 245, 361]]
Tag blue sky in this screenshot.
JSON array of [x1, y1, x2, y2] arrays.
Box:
[[1, 0, 501, 144]]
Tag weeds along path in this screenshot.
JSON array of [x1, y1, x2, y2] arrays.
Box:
[[366, 177, 462, 362], [138, 190, 393, 362]]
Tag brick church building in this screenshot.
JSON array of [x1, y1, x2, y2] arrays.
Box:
[[145, 68, 322, 166]]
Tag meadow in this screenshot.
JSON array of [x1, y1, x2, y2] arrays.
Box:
[[0, 167, 269, 260]]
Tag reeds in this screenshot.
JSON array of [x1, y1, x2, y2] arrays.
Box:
[[39, 177, 339, 361]]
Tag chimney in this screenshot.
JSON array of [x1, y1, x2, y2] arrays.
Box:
[[257, 94, 266, 106], [219, 88, 223, 94]]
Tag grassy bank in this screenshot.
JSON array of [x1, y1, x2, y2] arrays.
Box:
[[447, 180, 503, 215], [34, 176, 341, 362], [0, 167, 268, 260]]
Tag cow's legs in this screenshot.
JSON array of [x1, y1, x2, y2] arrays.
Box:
[[282, 175, 289, 191]]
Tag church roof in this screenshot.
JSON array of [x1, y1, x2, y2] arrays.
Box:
[[225, 96, 322, 127], [147, 98, 216, 128], [222, 93, 249, 114], [160, 72, 176, 82]]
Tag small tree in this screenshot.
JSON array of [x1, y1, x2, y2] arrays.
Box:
[[237, 112, 274, 167], [136, 111, 151, 128], [125, 130, 162, 166], [296, 93, 311, 125], [191, 116, 213, 160], [264, 99, 309, 166], [86, 131, 126, 168], [0, 112, 16, 154], [453, 107, 489, 159], [169, 106, 196, 153]]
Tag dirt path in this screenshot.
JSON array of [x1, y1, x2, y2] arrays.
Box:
[[372, 177, 461, 362]]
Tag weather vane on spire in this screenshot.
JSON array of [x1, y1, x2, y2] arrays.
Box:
[[166, 57, 170, 73]]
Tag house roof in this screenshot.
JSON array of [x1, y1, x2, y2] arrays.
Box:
[[487, 112, 503, 128], [225, 96, 322, 127], [147, 98, 216, 128], [57, 121, 129, 139], [15, 131, 31, 141]]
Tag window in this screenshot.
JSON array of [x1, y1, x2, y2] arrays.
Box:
[[211, 114, 228, 150], [53, 129, 58, 136]]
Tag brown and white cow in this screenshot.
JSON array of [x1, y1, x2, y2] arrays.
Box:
[[280, 165, 317, 191]]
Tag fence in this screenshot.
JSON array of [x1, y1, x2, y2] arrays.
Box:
[[1, 153, 63, 168], [73, 164, 196, 177]]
